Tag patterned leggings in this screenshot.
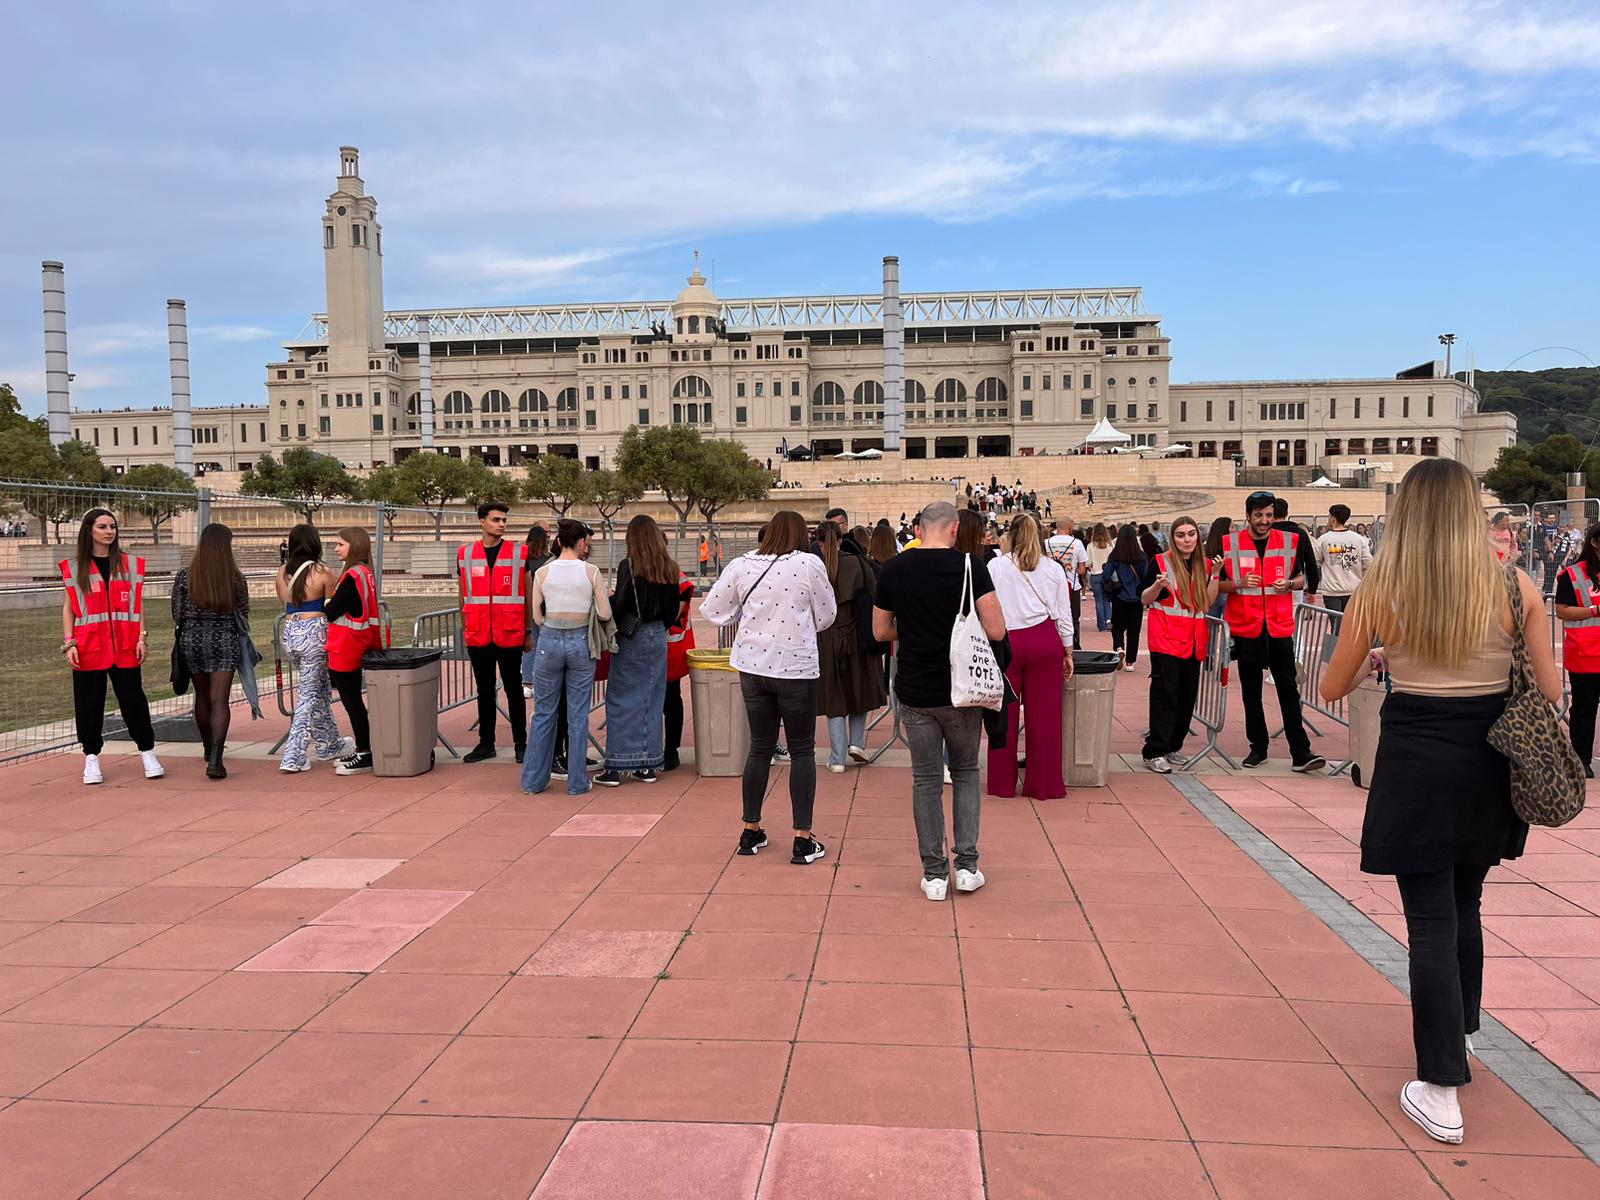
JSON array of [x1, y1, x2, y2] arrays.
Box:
[[280, 617, 347, 768]]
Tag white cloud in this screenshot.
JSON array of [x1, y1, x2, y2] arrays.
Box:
[[193, 324, 277, 342], [420, 247, 629, 294], [76, 325, 166, 357]]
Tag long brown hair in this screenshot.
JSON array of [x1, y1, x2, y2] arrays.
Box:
[[624, 514, 677, 584], [337, 526, 372, 569], [1163, 516, 1209, 613], [1204, 515, 1232, 558], [817, 521, 843, 582], [1090, 522, 1111, 549], [75, 508, 125, 585], [285, 524, 322, 604], [525, 524, 551, 560], [188, 523, 244, 613], [955, 509, 985, 555], [757, 511, 808, 556], [868, 520, 897, 564]]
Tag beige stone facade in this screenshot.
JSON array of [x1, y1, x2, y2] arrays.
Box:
[[70, 147, 1514, 479]]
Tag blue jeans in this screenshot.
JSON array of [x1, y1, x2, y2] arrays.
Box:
[[520, 624, 541, 686], [1089, 572, 1110, 631], [522, 627, 595, 795], [826, 713, 868, 767]]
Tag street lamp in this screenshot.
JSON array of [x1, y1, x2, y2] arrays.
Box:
[[1438, 333, 1457, 378]]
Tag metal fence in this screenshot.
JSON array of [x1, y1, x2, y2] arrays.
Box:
[[1283, 602, 1353, 774], [1179, 615, 1238, 772]]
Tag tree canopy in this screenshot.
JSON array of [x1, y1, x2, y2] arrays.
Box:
[[0, 385, 112, 542], [694, 439, 773, 531], [241, 448, 357, 520], [120, 463, 198, 544], [1481, 434, 1600, 507], [1476, 367, 1600, 445], [362, 452, 500, 539], [523, 454, 591, 517], [616, 424, 768, 550]]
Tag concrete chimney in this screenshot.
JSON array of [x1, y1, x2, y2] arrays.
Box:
[[41, 261, 71, 447], [167, 300, 195, 477], [417, 323, 435, 448], [882, 256, 904, 452]]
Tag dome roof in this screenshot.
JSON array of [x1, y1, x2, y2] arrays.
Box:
[[672, 255, 718, 311]]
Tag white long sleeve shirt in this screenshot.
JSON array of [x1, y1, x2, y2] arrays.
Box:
[[988, 554, 1075, 648], [700, 550, 837, 679]]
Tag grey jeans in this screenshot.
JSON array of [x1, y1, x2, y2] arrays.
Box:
[[901, 703, 983, 880]]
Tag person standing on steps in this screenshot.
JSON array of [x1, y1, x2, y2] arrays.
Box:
[[1219, 492, 1325, 773], [273, 524, 356, 773], [325, 527, 383, 775], [1140, 516, 1218, 773], [1321, 457, 1558, 1148], [458, 501, 530, 764], [63, 509, 162, 786], [1315, 504, 1372, 614], [173, 523, 249, 780], [1554, 522, 1600, 779]]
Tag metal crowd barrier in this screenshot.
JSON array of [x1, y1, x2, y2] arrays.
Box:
[[269, 602, 393, 756], [1276, 602, 1353, 774], [410, 607, 475, 758], [1179, 615, 1238, 772]]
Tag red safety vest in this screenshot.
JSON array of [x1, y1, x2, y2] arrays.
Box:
[[1562, 564, 1600, 673], [458, 540, 530, 647], [1223, 529, 1298, 639], [666, 571, 696, 682], [1146, 553, 1210, 660], [61, 553, 145, 672], [327, 563, 383, 672]]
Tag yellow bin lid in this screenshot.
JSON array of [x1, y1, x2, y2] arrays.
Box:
[[687, 649, 739, 673]]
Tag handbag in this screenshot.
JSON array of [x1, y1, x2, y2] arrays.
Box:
[[615, 573, 643, 640], [1486, 566, 1586, 827], [170, 625, 191, 696], [948, 554, 1005, 711]]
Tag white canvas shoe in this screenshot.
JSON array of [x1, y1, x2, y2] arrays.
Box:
[[920, 876, 949, 902], [955, 868, 986, 893], [848, 745, 869, 763], [141, 750, 165, 779], [1400, 1080, 1463, 1145], [83, 754, 103, 785]]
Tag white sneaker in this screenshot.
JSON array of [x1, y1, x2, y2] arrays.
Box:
[[82, 754, 103, 785], [1466, 1034, 1475, 1055], [943, 765, 952, 785], [279, 760, 312, 773], [1123, 662, 1137, 672], [920, 877, 949, 902], [1400, 1080, 1463, 1145], [955, 868, 986, 893], [522, 683, 534, 699], [1166, 753, 1189, 768], [848, 745, 869, 763], [826, 762, 845, 774], [1145, 756, 1172, 774], [316, 736, 356, 763], [141, 750, 164, 780]]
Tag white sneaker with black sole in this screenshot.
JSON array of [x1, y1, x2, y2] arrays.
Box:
[[1400, 1080, 1463, 1145], [848, 745, 869, 764]]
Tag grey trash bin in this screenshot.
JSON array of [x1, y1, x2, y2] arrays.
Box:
[[363, 647, 442, 777], [689, 649, 750, 777], [1063, 651, 1122, 788]]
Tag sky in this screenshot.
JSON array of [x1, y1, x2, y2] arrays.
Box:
[[2, 0, 1597, 418]]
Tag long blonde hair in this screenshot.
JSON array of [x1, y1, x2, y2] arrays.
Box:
[[1006, 513, 1043, 572], [1348, 458, 1503, 668], [1162, 516, 1209, 613]]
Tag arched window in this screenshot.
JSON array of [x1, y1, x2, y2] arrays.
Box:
[[853, 381, 884, 408], [443, 390, 473, 415], [518, 388, 548, 413], [904, 379, 927, 419], [688, 316, 700, 334], [556, 387, 578, 413], [481, 389, 510, 414], [975, 378, 1007, 406], [1148, 377, 1158, 387], [673, 375, 711, 399], [934, 379, 966, 406], [811, 381, 846, 424], [406, 393, 419, 414]]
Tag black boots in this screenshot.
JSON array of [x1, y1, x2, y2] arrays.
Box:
[[206, 743, 227, 780]]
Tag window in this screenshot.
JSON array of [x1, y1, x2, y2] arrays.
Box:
[[1179, 401, 1187, 422], [132, 428, 138, 446], [854, 380, 885, 419], [603, 385, 612, 401], [585, 411, 597, 428], [324, 225, 334, 248], [1294, 439, 1307, 467], [1348, 437, 1367, 455], [1042, 374, 1052, 390], [1022, 374, 1032, 391], [1398, 436, 1415, 455], [481, 390, 510, 415], [1373, 437, 1391, 454], [276, 369, 287, 380], [622, 384, 630, 400], [319, 416, 331, 435], [733, 348, 747, 360], [812, 381, 847, 423], [1106, 404, 1117, 420], [1421, 436, 1439, 456], [736, 406, 748, 425], [790, 405, 802, 423], [1080, 397, 1094, 417], [1326, 438, 1342, 456], [1259, 440, 1273, 467], [605, 348, 625, 364], [1427, 395, 1434, 417], [261, 423, 267, 440], [1378, 396, 1386, 418], [352, 224, 363, 246], [638, 407, 650, 425], [239, 424, 247, 442], [1083, 373, 1092, 390], [443, 390, 473, 417], [585, 385, 594, 402], [737, 381, 746, 397], [280, 424, 289, 439], [673, 375, 711, 400], [518, 388, 548, 416], [1020, 399, 1033, 418], [1354, 397, 1362, 419], [1198, 441, 1217, 457], [1205, 400, 1213, 421], [1402, 395, 1409, 418], [688, 316, 700, 334], [297, 423, 307, 439], [1106, 378, 1116, 392], [1228, 400, 1235, 421], [790, 380, 800, 396], [640, 384, 648, 400], [1329, 397, 1336, 420], [555, 387, 578, 428], [755, 382, 764, 397], [112, 428, 119, 446], [702, 403, 711, 424], [933, 378, 966, 411], [974, 377, 1007, 418], [757, 343, 779, 360]]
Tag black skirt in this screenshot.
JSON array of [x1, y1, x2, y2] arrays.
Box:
[[1360, 690, 1527, 875]]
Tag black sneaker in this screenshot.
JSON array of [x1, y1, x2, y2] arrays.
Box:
[[737, 828, 768, 856], [1292, 755, 1327, 774], [661, 751, 680, 772], [593, 769, 624, 787], [514, 745, 526, 764], [1242, 750, 1268, 768], [463, 744, 497, 763], [335, 752, 372, 775], [791, 836, 827, 865], [550, 756, 569, 780], [773, 744, 790, 760], [631, 769, 658, 784]]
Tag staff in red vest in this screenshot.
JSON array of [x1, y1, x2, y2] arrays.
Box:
[[324, 526, 385, 775], [61, 508, 163, 786], [1139, 516, 1218, 774], [1555, 522, 1600, 778], [458, 500, 531, 763], [1218, 491, 1325, 772]]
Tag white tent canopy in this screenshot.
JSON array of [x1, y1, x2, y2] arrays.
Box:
[[1158, 443, 1192, 456], [1307, 475, 1342, 488], [1080, 418, 1131, 446]]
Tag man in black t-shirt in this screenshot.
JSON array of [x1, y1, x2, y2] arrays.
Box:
[[874, 501, 1008, 902]]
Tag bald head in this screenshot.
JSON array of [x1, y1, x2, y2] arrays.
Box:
[[919, 501, 958, 547]]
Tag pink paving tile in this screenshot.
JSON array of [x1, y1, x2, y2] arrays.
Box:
[[237, 924, 426, 973], [521, 929, 680, 978], [799, 981, 968, 1046], [563, 891, 706, 932], [0, 1021, 128, 1097], [6, 967, 218, 1026], [531, 1121, 768, 1200], [1348, 1065, 1587, 1159], [812, 932, 962, 985], [973, 1048, 1185, 1139], [1546, 958, 1600, 1003], [1159, 1057, 1402, 1149], [1495, 1008, 1600, 1071], [0, 1099, 187, 1200], [632, 978, 806, 1041], [396, 1036, 617, 1118], [150, 972, 358, 1030], [1126, 992, 1330, 1062], [1483, 957, 1600, 1009], [967, 986, 1148, 1054], [306, 972, 505, 1035], [208, 1030, 448, 1114], [984, 1133, 1215, 1200], [550, 813, 663, 837], [1486, 915, 1600, 957], [1198, 1143, 1446, 1200], [1416, 1151, 1600, 1199], [253, 858, 405, 889], [35, 1026, 281, 1106], [0, 921, 171, 967], [309, 1115, 569, 1200], [758, 1123, 982, 1200], [468, 976, 654, 1038], [310, 887, 472, 927], [959, 938, 1117, 990], [780, 1042, 977, 1130], [585, 1038, 790, 1123]]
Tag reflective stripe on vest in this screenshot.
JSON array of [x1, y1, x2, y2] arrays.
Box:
[[1563, 565, 1600, 673], [1223, 530, 1296, 638], [62, 554, 143, 670], [1568, 566, 1600, 626], [330, 568, 378, 633]]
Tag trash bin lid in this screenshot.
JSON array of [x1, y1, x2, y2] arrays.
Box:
[[1072, 650, 1123, 675], [687, 649, 738, 673], [362, 647, 444, 670]]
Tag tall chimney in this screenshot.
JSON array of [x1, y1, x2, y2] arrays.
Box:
[[167, 300, 195, 477], [417, 322, 435, 448], [41, 261, 71, 447], [882, 256, 904, 452]]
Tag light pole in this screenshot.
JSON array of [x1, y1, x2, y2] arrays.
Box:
[[1439, 333, 1456, 379]]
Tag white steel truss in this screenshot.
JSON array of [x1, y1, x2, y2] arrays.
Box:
[[291, 287, 1149, 344]]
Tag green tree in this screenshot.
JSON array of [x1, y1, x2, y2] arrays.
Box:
[[694, 440, 771, 541], [616, 424, 708, 553], [242, 447, 357, 521], [120, 463, 198, 544], [587, 466, 645, 569], [1481, 435, 1600, 507], [523, 454, 591, 517], [361, 451, 486, 540]]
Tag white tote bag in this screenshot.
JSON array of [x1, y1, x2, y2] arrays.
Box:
[[948, 554, 1005, 711]]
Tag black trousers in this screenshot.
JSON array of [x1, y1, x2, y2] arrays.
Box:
[[1143, 652, 1201, 760], [1323, 594, 1350, 614], [739, 673, 817, 831], [663, 677, 684, 755], [1068, 586, 1083, 649], [1110, 598, 1144, 663], [1569, 672, 1600, 768], [328, 668, 370, 754], [73, 665, 155, 755], [1396, 863, 1491, 1086], [1237, 636, 1312, 759], [467, 642, 527, 749]]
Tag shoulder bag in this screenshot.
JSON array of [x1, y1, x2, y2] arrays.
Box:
[[1486, 567, 1586, 827], [949, 554, 1005, 710]]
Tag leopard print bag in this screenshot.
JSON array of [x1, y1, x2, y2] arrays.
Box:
[[1485, 567, 1586, 827]]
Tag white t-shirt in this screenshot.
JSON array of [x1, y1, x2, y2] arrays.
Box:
[[1314, 529, 1372, 597], [989, 555, 1075, 647], [1044, 535, 1088, 592]]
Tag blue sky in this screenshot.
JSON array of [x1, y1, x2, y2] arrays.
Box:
[[2, 1, 1597, 417]]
